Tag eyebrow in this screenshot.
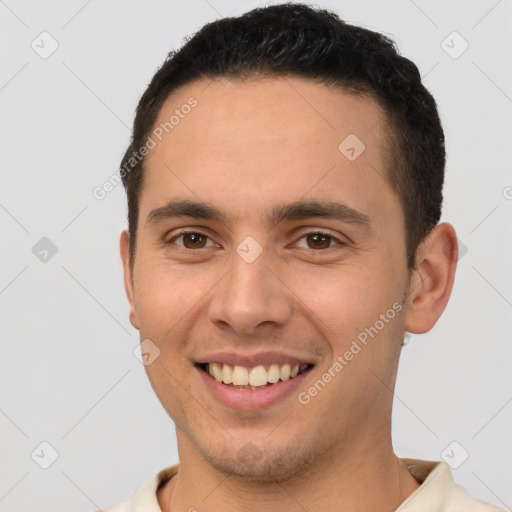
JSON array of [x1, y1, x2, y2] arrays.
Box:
[[146, 198, 372, 232]]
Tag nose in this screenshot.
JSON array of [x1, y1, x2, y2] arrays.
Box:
[[207, 247, 293, 336]]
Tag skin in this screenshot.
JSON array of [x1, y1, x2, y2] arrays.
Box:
[[120, 76, 458, 512]]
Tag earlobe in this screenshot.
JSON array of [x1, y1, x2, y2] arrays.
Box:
[[120, 230, 140, 330], [403, 222, 458, 335]]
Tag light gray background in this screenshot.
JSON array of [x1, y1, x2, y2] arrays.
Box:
[[1, 0, 511, 510]]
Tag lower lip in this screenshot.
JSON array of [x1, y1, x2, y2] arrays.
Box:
[[197, 366, 311, 411]]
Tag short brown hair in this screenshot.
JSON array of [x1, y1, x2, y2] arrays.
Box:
[[120, 2, 445, 269]]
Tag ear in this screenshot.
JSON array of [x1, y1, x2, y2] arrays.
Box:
[[403, 222, 458, 334], [120, 229, 140, 330]]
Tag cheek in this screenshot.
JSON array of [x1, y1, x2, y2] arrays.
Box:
[[292, 262, 395, 336], [294, 261, 405, 396], [133, 261, 207, 336]]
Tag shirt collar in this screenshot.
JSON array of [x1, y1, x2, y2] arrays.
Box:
[[131, 458, 452, 511]]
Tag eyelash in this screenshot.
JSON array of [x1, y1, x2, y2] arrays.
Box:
[[165, 229, 346, 252]]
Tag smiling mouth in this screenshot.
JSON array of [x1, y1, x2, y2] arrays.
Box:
[[197, 362, 314, 390]]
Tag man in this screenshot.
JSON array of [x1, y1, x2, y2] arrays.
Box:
[[105, 3, 503, 511]]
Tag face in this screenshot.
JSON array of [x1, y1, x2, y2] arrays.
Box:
[[122, 77, 413, 482]]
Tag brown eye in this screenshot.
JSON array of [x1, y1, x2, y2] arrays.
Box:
[[294, 231, 346, 251], [167, 231, 215, 250], [181, 232, 208, 249], [306, 233, 331, 249]]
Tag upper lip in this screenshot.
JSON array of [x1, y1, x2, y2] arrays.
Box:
[[194, 350, 317, 368]]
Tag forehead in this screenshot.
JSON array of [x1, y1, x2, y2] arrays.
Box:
[[141, 76, 396, 226], [151, 76, 388, 161]]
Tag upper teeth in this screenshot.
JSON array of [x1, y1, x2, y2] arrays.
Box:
[[206, 363, 309, 387]]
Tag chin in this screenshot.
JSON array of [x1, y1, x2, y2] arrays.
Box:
[[197, 437, 320, 483]]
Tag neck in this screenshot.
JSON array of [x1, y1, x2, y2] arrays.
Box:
[[157, 434, 420, 512]]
